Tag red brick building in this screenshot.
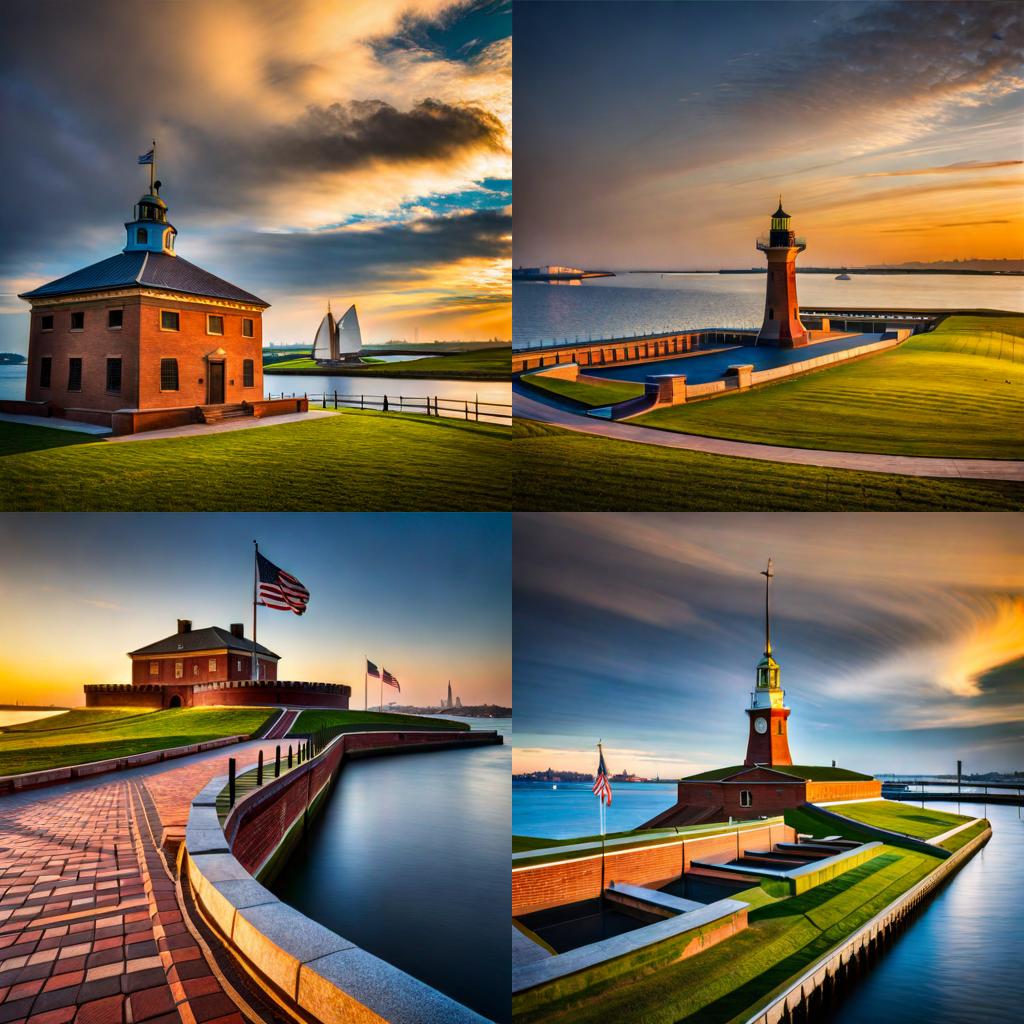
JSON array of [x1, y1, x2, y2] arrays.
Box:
[[11, 178, 306, 434], [84, 618, 350, 710], [643, 562, 880, 827]]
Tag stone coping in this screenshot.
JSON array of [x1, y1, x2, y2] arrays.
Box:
[[186, 731, 492, 1023], [0, 734, 245, 793], [692, 841, 882, 881], [604, 881, 704, 915], [928, 817, 982, 847], [511, 897, 749, 995]]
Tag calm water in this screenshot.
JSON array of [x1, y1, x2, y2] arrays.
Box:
[[0, 365, 511, 423], [512, 273, 1024, 347], [273, 720, 511, 1024], [512, 780, 678, 837]]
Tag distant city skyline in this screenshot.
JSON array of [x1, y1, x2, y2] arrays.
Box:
[[0, 514, 511, 709], [0, 0, 511, 353], [514, 1, 1022, 269], [513, 513, 1024, 777]]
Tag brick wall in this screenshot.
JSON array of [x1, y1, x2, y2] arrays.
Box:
[[806, 779, 882, 803]]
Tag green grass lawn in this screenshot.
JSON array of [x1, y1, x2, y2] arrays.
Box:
[[0, 706, 275, 774], [633, 316, 1024, 459], [265, 347, 510, 380], [289, 709, 470, 735], [520, 374, 645, 408], [827, 799, 972, 839], [0, 708, 155, 734], [939, 819, 989, 852], [0, 410, 510, 511], [511, 420, 1024, 511]]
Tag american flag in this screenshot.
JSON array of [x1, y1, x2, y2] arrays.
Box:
[[382, 669, 400, 692], [366, 660, 380, 679], [592, 745, 612, 806], [256, 551, 310, 615]]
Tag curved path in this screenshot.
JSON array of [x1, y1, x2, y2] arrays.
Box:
[[0, 739, 285, 1024], [514, 386, 1024, 481]]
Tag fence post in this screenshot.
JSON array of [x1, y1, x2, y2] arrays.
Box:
[[464, 400, 469, 420], [334, 390, 338, 410], [288, 744, 293, 769], [383, 395, 389, 412], [475, 394, 479, 421], [360, 394, 364, 410], [275, 745, 281, 778], [257, 749, 264, 786], [228, 758, 236, 807]]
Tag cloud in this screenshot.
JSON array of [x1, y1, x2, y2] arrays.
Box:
[[862, 160, 1024, 177]]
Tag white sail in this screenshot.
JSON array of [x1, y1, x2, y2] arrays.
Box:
[[336, 304, 363, 355], [312, 310, 335, 360]]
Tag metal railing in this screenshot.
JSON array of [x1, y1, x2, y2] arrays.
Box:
[[264, 390, 512, 423]]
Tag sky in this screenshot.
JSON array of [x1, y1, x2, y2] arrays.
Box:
[[0, 514, 511, 710], [0, 0, 511, 353], [513, 513, 1024, 778], [514, 0, 1024, 269]]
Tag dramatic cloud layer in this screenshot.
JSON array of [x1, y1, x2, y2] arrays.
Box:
[[0, 0, 511, 347], [513, 514, 1024, 776], [515, 0, 1023, 268]]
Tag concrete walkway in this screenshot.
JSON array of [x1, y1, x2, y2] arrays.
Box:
[[103, 410, 334, 444], [0, 740, 285, 1024], [0, 415, 110, 436], [514, 387, 1024, 481]]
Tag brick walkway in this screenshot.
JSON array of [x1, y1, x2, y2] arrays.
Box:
[[0, 742, 282, 1024]]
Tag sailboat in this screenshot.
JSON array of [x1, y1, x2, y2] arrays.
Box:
[[311, 303, 336, 361], [310, 301, 364, 363], [336, 304, 363, 358]]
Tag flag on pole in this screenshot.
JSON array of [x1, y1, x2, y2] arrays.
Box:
[[138, 149, 155, 165], [256, 551, 310, 615], [382, 669, 400, 692], [366, 660, 380, 679], [592, 745, 613, 806]]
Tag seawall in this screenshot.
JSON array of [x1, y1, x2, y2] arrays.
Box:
[[185, 727, 501, 1023]]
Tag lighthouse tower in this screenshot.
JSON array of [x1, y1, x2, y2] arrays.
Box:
[[744, 558, 793, 767], [756, 199, 808, 347]]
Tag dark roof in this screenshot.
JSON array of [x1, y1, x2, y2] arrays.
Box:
[[683, 763, 873, 782], [129, 626, 279, 659], [19, 251, 269, 307], [773, 201, 790, 218]]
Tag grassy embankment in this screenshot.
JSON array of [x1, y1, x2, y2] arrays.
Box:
[[511, 420, 1024, 511], [823, 798, 973, 839], [518, 803, 985, 1024], [0, 708, 151, 733], [0, 707, 275, 774], [631, 315, 1024, 458], [0, 410, 510, 512], [265, 347, 510, 380], [519, 374, 644, 408], [288, 709, 470, 735]]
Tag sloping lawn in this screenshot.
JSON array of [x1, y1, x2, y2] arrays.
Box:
[[511, 420, 1024, 511], [0, 410, 510, 511], [633, 315, 1024, 458], [266, 347, 510, 379], [520, 374, 645, 408], [939, 819, 989, 852], [827, 799, 972, 839], [0, 708, 154, 734], [289, 709, 469, 735], [0, 707, 275, 774]]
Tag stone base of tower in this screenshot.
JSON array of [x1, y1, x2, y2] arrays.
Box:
[[755, 323, 811, 348]]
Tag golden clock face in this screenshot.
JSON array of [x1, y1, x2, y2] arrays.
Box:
[[754, 716, 768, 734]]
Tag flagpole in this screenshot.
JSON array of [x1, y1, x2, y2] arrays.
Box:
[[598, 740, 606, 897], [364, 657, 368, 712], [150, 138, 156, 193], [380, 672, 383, 713], [252, 541, 259, 681]]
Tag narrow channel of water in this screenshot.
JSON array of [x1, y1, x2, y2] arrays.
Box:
[[272, 723, 511, 1024], [826, 801, 1023, 1024]]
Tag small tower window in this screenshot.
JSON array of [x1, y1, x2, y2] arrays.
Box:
[[160, 358, 179, 391], [39, 357, 52, 388], [740, 790, 753, 808], [137, 228, 148, 243], [67, 358, 82, 392]]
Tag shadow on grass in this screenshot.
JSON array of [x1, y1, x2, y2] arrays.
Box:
[[0, 423, 96, 456]]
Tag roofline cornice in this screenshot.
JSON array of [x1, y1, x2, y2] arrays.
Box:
[[21, 287, 268, 312]]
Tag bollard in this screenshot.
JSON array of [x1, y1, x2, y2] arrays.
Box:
[[257, 749, 264, 786], [275, 745, 281, 778], [229, 758, 236, 806], [288, 744, 292, 769], [383, 395, 389, 412]]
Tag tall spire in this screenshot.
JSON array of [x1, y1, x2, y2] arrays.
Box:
[[760, 557, 774, 656]]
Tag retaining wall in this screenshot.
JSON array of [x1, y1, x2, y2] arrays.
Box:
[[512, 821, 793, 917], [185, 727, 502, 1023]]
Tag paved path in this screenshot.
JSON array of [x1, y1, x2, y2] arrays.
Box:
[[103, 411, 333, 444], [514, 387, 1024, 481], [0, 741, 282, 1024], [0, 416, 109, 436]]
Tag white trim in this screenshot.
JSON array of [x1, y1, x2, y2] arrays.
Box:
[[928, 817, 981, 847], [816, 796, 886, 807]]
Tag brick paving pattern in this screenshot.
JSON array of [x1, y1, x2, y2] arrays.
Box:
[[0, 742, 282, 1024]]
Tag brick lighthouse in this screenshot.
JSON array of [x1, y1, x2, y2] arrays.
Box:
[[744, 558, 793, 767], [755, 199, 809, 347]]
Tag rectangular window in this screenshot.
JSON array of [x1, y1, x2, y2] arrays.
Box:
[[108, 309, 123, 329], [208, 658, 217, 672], [70, 311, 84, 330], [740, 790, 753, 808], [207, 314, 224, 335], [243, 359, 254, 388], [175, 661, 183, 679], [193, 664, 199, 676], [67, 358, 82, 392], [39, 357, 52, 389], [160, 310, 180, 331], [150, 662, 159, 677], [160, 358, 179, 391], [106, 357, 122, 394], [236, 659, 242, 672], [40, 314, 54, 331], [242, 318, 254, 338]]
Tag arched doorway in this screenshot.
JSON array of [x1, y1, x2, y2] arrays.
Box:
[[168, 695, 182, 709]]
